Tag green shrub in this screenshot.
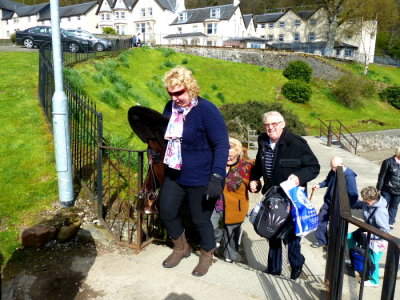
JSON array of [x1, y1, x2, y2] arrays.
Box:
[[332, 73, 375, 108], [282, 60, 313, 83], [211, 84, 218, 90], [9, 33, 16, 44], [102, 27, 117, 35], [259, 66, 266, 72], [98, 89, 119, 108], [181, 58, 189, 64], [92, 73, 103, 83], [118, 53, 129, 68], [202, 93, 210, 100], [216, 92, 225, 102], [63, 67, 85, 93], [282, 80, 312, 103], [129, 90, 150, 106], [163, 60, 177, 68], [156, 47, 176, 57], [114, 80, 132, 98], [146, 81, 169, 99], [380, 86, 400, 109], [220, 101, 307, 139]]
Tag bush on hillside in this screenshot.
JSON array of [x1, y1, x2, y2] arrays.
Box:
[[99, 89, 119, 108], [380, 86, 400, 109], [63, 67, 85, 93], [102, 27, 117, 35], [332, 73, 375, 108], [282, 60, 313, 83], [282, 80, 312, 103], [220, 101, 307, 141]]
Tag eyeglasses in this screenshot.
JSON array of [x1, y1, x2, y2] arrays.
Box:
[[264, 121, 282, 128], [168, 88, 186, 97]]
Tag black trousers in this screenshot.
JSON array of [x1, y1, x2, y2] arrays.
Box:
[[159, 176, 216, 251], [267, 228, 305, 273]]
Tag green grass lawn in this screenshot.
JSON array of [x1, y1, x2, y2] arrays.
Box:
[[0, 52, 58, 262], [73, 47, 400, 147]]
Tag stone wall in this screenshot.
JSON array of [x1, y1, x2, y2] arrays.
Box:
[[169, 46, 345, 81], [341, 129, 400, 153]]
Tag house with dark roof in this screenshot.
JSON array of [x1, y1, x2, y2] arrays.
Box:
[[39, 1, 99, 33], [165, 0, 245, 46], [253, 7, 377, 63], [0, 0, 49, 38], [97, 0, 184, 38]]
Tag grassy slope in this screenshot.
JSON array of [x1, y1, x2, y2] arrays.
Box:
[[75, 47, 400, 147], [0, 52, 58, 261]]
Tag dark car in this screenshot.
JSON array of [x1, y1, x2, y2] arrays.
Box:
[[66, 29, 113, 52], [15, 26, 90, 52]]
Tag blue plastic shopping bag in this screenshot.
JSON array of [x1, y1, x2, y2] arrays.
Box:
[[280, 180, 318, 237]]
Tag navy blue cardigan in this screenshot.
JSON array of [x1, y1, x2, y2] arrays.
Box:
[[163, 97, 229, 186]]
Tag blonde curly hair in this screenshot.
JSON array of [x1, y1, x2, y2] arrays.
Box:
[[163, 67, 200, 100], [229, 137, 243, 158], [360, 186, 380, 202]]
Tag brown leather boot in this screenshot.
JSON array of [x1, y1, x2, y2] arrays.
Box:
[[162, 233, 191, 268], [191, 248, 215, 277]]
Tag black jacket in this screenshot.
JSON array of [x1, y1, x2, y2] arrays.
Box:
[[377, 156, 400, 195], [250, 128, 320, 194]]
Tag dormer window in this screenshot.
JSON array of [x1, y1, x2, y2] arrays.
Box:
[[210, 8, 220, 18], [178, 12, 187, 22]]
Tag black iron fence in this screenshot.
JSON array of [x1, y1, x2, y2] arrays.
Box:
[[38, 39, 159, 252], [326, 167, 400, 299]]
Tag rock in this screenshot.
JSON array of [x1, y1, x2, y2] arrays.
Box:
[[57, 221, 82, 242], [21, 225, 57, 248]]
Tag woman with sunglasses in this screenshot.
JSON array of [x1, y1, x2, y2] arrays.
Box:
[[159, 67, 229, 277], [211, 137, 252, 263]]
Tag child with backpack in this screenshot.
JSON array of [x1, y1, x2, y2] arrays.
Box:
[[347, 186, 390, 287]]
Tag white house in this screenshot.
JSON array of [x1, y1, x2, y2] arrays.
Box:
[[165, 1, 246, 46]]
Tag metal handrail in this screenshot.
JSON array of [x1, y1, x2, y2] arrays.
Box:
[[317, 118, 359, 154], [326, 167, 400, 299]]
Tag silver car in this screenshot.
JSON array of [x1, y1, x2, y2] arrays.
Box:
[[65, 29, 113, 52]]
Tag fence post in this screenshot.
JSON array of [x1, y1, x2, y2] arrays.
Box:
[[96, 113, 104, 219]]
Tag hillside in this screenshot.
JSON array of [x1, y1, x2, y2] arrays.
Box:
[[71, 47, 400, 150]]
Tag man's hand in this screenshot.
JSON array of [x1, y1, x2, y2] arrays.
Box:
[[250, 180, 261, 193], [312, 184, 320, 191], [288, 174, 300, 186]]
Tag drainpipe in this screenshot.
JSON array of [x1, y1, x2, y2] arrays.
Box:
[[50, 0, 74, 207]]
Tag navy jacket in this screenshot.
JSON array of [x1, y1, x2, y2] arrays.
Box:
[[319, 167, 358, 208], [250, 128, 320, 194], [163, 97, 229, 186]]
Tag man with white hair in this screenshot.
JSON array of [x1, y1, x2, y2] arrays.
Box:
[[311, 156, 359, 249]]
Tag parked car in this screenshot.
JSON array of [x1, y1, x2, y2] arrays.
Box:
[[66, 29, 113, 52], [15, 26, 90, 52]]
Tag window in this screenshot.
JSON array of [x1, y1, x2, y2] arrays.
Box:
[[106, 14, 111, 20], [278, 34, 284, 42], [207, 23, 218, 34], [68, 17, 71, 21], [77, 16, 81, 20], [294, 19, 301, 26], [6, 30, 9, 37], [310, 18, 317, 25], [178, 12, 187, 22], [28, 16, 31, 22], [13, 17, 18, 23], [101, 14, 104, 20], [345, 49, 352, 57], [309, 32, 315, 41], [251, 43, 261, 49], [261, 35, 265, 39], [115, 12, 120, 18], [268, 34, 273, 41], [148, 8, 153, 16], [6, 20, 8, 25], [141, 8, 145, 17], [41, 21, 45, 25], [347, 34, 353, 39], [336, 49, 341, 56], [294, 33, 300, 42], [210, 8, 220, 18], [269, 22, 274, 28], [177, 27, 182, 33], [121, 12, 126, 19], [192, 25, 198, 32], [261, 24, 266, 29], [279, 21, 285, 28], [136, 22, 146, 33]]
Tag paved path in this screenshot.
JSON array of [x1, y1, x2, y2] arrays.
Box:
[[2, 136, 399, 300]]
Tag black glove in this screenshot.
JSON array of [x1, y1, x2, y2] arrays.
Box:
[[206, 173, 224, 201]]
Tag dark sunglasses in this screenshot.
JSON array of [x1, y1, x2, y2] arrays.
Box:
[[168, 88, 186, 97]]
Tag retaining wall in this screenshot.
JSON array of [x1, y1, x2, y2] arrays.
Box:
[[169, 46, 345, 80], [341, 129, 400, 153]]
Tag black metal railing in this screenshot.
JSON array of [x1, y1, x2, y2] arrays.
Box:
[[38, 40, 159, 252], [318, 118, 359, 154], [326, 167, 400, 299]]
